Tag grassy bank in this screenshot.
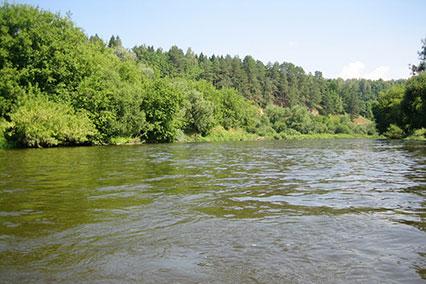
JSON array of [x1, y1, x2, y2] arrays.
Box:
[[180, 126, 381, 143], [6, 127, 425, 150], [404, 129, 426, 141]]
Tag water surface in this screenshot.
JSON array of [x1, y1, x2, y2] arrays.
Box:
[[0, 139, 425, 283]]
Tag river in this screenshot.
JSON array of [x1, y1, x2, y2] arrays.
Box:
[[0, 139, 425, 283]]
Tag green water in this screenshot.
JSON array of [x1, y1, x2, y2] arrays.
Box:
[[0, 139, 425, 283]]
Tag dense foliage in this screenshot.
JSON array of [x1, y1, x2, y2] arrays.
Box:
[[0, 4, 423, 147], [8, 94, 97, 147], [373, 37, 426, 139], [373, 72, 426, 138], [133, 45, 398, 118]]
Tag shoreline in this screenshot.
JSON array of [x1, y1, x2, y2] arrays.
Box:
[[2, 131, 425, 149]]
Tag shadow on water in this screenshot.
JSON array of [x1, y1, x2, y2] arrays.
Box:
[[0, 139, 425, 282]]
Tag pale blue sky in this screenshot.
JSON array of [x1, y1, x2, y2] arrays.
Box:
[[11, 0, 426, 80]]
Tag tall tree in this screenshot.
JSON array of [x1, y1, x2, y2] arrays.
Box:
[[108, 35, 123, 48], [401, 72, 426, 131], [411, 38, 426, 75]]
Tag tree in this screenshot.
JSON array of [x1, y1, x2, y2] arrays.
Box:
[[7, 94, 97, 147], [401, 72, 426, 131], [411, 38, 426, 75], [0, 3, 92, 113], [321, 89, 343, 115], [372, 85, 405, 134], [140, 79, 184, 143], [184, 91, 215, 135], [89, 34, 105, 48], [243, 56, 263, 104], [108, 35, 123, 48], [0, 3, 403, 148], [168, 45, 186, 76]]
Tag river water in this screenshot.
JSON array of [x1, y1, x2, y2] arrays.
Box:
[[0, 139, 425, 283]]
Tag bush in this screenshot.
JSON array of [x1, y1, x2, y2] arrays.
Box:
[[7, 95, 97, 147], [413, 128, 426, 138], [184, 90, 215, 136], [334, 124, 352, 134], [372, 85, 405, 134], [0, 119, 12, 148], [401, 72, 426, 131], [280, 128, 301, 136], [285, 106, 313, 134], [265, 104, 290, 133], [196, 126, 258, 142], [140, 79, 184, 143], [220, 88, 252, 130], [384, 124, 404, 139], [405, 128, 426, 140]]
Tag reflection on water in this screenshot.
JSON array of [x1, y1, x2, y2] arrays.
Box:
[[0, 139, 425, 283]]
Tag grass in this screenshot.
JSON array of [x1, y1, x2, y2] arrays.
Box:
[[109, 136, 141, 145], [180, 126, 380, 144], [182, 127, 262, 143], [404, 128, 426, 141], [0, 124, 393, 150]]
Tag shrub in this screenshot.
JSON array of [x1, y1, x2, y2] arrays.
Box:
[[384, 124, 404, 139], [220, 88, 250, 130], [140, 79, 184, 143], [0, 118, 12, 148], [285, 106, 313, 134], [401, 72, 426, 131], [7, 95, 97, 147], [184, 90, 215, 136], [372, 85, 405, 134], [406, 128, 426, 140]]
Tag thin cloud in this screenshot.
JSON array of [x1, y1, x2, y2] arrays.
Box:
[[338, 61, 391, 80]]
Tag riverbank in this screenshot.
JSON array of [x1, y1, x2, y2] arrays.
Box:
[[4, 126, 426, 149], [109, 127, 382, 146], [180, 128, 381, 143]]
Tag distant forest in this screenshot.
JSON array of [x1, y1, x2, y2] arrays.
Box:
[[132, 41, 400, 118], [0, 4, 424, 147]]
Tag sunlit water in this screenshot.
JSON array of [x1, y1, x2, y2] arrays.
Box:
[[0, 139, 425, 283]]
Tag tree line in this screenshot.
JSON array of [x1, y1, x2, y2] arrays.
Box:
[[133, 44, 400, 118], [0, 4, 424, 148]]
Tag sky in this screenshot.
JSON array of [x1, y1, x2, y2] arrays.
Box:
[[12, 0, 426, 80]]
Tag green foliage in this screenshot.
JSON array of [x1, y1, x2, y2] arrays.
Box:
[[188, 126, 260, 142], [372, 85, 405, 134], [220, 88, 258, 131], [109, 136, 141, 145], [0, 3, 393, 148], [140, 79, 184, 143], [284, 106, 314, 134], [134, 44, 396, 115], [265, 104, 290, 133], [320, 89, 343, 115], [184, 90, 215, 136], [384, 124, 404, 139], [401, 72, 426, 131], [0, 118, 12, 148], [265, 105, 314, 134], [0, 3, 92, 110], [265, 104, 376, 137], [7, 95, 97, 147], [73, 48, 146, 141], [405, 128, 426, 140]]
